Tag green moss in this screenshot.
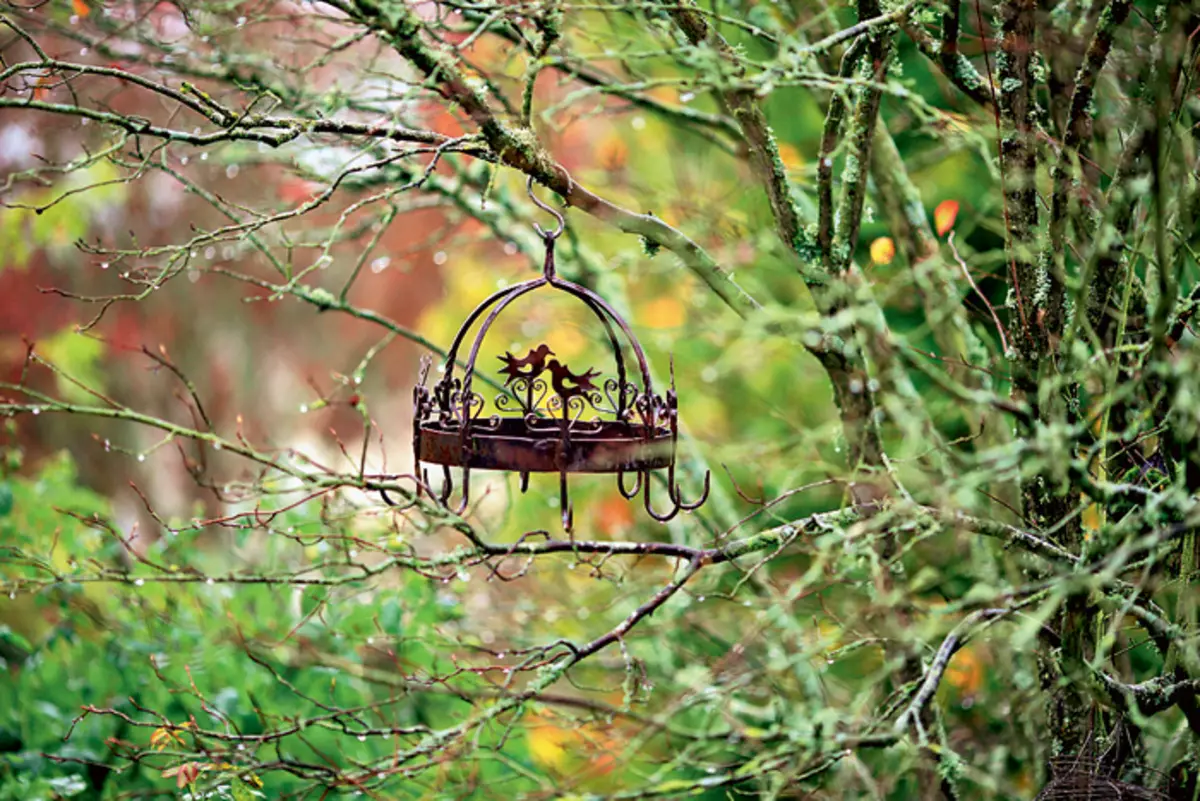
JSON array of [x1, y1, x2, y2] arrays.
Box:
[[954, 58, 986, 91], [794, 224, 822, 263]]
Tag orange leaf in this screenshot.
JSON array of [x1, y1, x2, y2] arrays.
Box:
[[595, 491, 634, 536], [596, 133, 627, 171], [778, 143, 803, 172], [944, 643, 985, 697], [149, 727, 184, 750], [934, 200, 960, 237], [72, 0, 90, 17], [869, 237, 895, 266]]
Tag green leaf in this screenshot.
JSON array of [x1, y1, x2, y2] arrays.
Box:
[[36, 328, 105, 403], [0, 484, 13, 518], [300, 586, 328, 620], [0, 625, 33, 655], [0, 209, 32, 271], [231, 778, 266, 800]]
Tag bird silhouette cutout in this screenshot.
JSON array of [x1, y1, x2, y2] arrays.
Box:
[[545, 358, 600, 401], [497, 344, 554, 385]]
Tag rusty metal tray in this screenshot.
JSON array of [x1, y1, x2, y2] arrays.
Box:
[[416, 418, 674, 474]]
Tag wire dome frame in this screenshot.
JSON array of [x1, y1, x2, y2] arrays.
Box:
[[1035, 723, 1172, 801], [408, 177, 710, 531], [1036, 756, 1170, 800]]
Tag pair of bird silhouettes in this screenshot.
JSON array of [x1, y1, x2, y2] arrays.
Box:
[[498, 344, 599, 400]]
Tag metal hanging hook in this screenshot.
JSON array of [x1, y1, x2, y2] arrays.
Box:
[[671, 469, 711, 512], [526, 175, 565, 240]]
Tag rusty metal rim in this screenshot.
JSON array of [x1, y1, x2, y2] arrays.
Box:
[[417, 419, 674, 474]]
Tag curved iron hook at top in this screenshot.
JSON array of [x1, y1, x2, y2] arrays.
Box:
[[526, 174, 566, 241]]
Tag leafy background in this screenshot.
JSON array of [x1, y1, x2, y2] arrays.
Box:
[[1, 0, 1196, 799]]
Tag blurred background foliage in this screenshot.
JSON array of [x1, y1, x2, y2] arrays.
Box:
[[1, 0, 1198, 798]]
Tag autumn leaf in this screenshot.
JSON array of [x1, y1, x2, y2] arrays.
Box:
[[934, 200, 960, 237], [944, 643, 985, 698], [1081, 502, 1101, 539], [527, 715, 622, 777], [778, 143, 803, 172], [640, 296, 685, 329], [31, 74, 54, 101], [596, 133, 628, 171], [932, 111, 972, 136], [150, 726, 185, 750], [277, 177, 323, 205], [594, 491, 634, 536], [869, 237, 896, 266], [163, 762, 202, 788], [527, 721, 572, 771], [72, 0, 90, 16]]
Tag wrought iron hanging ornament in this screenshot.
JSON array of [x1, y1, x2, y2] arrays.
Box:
[[411, 176, 710, 531]]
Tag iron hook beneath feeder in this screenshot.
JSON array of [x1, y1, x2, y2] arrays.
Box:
[[617, 469, 643, 499], [671, 469, 711, 511]]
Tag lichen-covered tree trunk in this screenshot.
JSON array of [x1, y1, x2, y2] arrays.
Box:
[[997, 0, 1092, 758]]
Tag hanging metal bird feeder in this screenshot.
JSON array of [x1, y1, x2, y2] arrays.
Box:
[[410, 177, 710, 531]]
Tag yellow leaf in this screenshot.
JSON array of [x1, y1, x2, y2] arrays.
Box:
[[150, 727, 185, 750], [640, 297, 685, 329], [934, 200, 960, 237], [648, 87, 674, 104], [869, 237, 896, 266], [548, 327, 587, 361], [1081, 502, 1101, 538], [778, 143, 803, 172], [528, 724, 571, 770], [934, 111, 972, 135]]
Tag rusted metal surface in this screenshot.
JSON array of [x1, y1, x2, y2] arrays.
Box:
[[417, 419, 674, 473], [405, 177, 710, 531]]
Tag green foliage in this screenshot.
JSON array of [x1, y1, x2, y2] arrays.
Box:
[[0, 162, 127, 272], [36, 330, 106, 404], [1, 0, 1198, 798], [0, 454, 487, 797]]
